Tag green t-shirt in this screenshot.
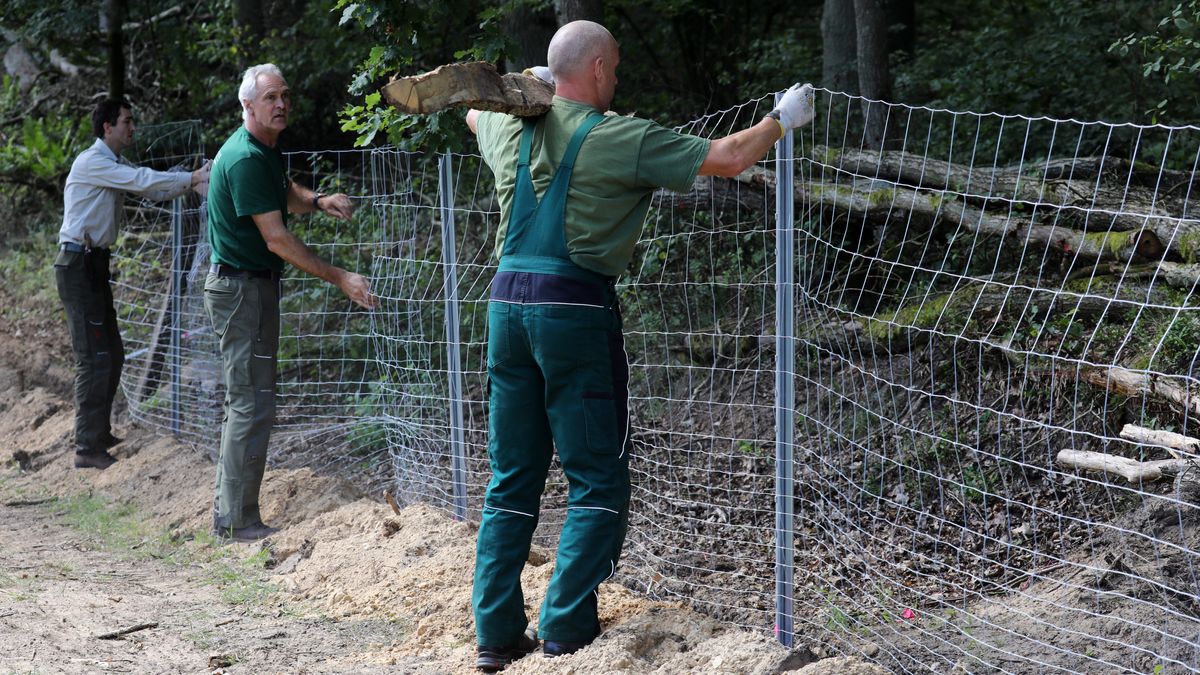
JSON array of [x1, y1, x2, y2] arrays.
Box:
[[207, 126, 288, 272], [477, 97, 710, 278]]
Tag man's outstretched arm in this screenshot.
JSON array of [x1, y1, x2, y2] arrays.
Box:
[[700, 83, 815, 178], [251, 210, 377, 310]]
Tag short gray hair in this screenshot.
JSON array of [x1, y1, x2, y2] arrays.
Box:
[[238, 63, 285, 124], [548, 21, 616, 80]]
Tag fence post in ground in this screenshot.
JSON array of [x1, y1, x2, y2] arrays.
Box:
[[169, 197, 183, 436], [438, 152, 468, 521], [773, 92, 796, 649]]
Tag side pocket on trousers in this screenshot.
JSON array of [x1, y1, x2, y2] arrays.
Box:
[[203, 275, 241, 340], [486, 303, 512, 368], [582, 391, 619, 454]]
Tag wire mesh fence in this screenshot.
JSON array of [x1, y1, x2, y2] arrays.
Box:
[[116, 91, 1200, 672]]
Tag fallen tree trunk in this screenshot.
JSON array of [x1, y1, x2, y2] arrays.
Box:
[[819, 147, 1200, 254], [381, 62, 553, 117], [1056, 449, 1188, 483], [731, 167, 1166, 264], [1075, 365, 1200, 418], [1119, 424, 1200, 460]]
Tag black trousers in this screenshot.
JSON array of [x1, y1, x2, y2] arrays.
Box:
[[54, 248, 124, 453]]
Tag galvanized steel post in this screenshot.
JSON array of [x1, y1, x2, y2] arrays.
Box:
[[773, 92, 796, 649], [438, 153, 468, 521], [170, 197, 183, 436]]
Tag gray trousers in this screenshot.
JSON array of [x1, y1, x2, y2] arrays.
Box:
[[203, 272, 280, 529], [54, 248, 124, 453]]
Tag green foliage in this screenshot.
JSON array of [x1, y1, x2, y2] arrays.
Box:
[[898, 0, 1174, 124], [1110, 1, 1200, 121], [0, 75, 81, 183], [1, 114, 81, 183], [333, 0, 513, 150]]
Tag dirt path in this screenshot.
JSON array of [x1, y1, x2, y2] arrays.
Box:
[[0, 487, 400, 674]]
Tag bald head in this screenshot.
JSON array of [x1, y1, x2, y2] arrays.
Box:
[[548, 20, 617, 81]]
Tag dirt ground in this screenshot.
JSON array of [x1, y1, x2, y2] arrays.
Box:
[[0, 301, 887, 673]]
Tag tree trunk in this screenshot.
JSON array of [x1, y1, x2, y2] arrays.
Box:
[[102, 0, 126, 99], [504, 2, 558, 73], [853, 0, 891, 149], [555, 0, 604, 25], [821, 0, 857, 94]]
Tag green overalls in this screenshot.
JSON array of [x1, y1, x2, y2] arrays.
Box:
[[472, 112, 632, 647]]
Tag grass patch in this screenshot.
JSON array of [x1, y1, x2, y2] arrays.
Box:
[[0, 218, 59, 310], [202, 547, 275, 606], [50, 492, 279, 607]]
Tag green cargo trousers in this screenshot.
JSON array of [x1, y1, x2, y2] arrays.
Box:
[[54, 247, 124, 453], [474, 280, 631, 647], [203, 271, 280, 529]]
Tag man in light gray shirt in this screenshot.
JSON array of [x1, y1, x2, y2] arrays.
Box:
[[55, 97, 209, 469]]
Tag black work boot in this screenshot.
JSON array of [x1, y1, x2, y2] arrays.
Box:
[[543, 640, 590, 658], [101, 432, 124, 449], [476, 627, 538, 672], [73, 449, 117, 470], [212, 520, 279, 542]]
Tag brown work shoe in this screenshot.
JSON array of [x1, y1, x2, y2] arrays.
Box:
[[212, 521, 279, 542], [73, 449, 117, 470]]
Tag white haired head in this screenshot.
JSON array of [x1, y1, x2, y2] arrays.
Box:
[[238, 63, 286, 124]]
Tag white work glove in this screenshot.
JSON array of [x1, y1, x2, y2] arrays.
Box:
[[769, 83, 815, 135], [522, 66, 554, 85]]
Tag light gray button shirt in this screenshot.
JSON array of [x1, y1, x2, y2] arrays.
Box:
[[58, 138, 191, 248]]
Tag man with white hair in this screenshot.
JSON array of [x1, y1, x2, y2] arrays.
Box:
[[205, 63, 376, 542], [465, 19, 814, 671]]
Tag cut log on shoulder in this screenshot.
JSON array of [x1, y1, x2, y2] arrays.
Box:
[[1119, 424, 1200, 460], [1056, 449, 1190, 484], [380, 62, 554, 117]]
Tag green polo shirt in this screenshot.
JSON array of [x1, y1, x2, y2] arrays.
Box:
[[207, 126, 288, 272], [477, 96, 710, 278]]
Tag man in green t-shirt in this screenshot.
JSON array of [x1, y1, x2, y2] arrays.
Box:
[[465, 20, 814, 671], [205, 63, 376, 542]]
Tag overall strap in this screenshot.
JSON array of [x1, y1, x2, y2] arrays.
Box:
[[500, 112, 605, 267], [518, 118, 536, 168], [557, 113, 604, 172]]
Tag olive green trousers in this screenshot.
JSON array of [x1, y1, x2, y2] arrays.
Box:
[[203, 272, 280, 529]]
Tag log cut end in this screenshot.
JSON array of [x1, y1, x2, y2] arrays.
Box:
[[381, 61, 555, 117]]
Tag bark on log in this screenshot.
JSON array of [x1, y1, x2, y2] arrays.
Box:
[[1119, 424, 1200, 460], [732, 167, 1166, 264], [816, 146, 1200, 261], [1056, 449, 1188, 483], [1075, 365, 1200, 417], [1154, 261, 1200, 291], [381, 62, 554, 117]]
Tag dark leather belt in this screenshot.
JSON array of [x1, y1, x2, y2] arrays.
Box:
[[210, 263, 280, 280], [60, 242, 109, 254]]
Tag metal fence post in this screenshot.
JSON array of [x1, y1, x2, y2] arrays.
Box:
[[773, 93, 796, 649], [170, 197, 183, 436], [438, 152, 468, 521]]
